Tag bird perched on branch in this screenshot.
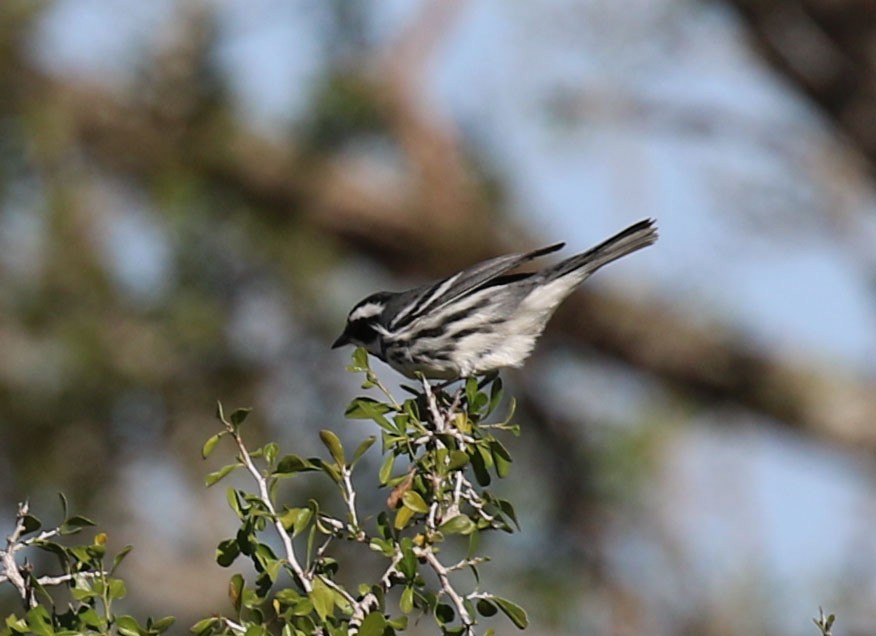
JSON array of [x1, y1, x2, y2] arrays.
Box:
[[333, 219, 658, 379]]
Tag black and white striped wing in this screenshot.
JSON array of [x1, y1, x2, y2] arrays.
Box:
[[388, 242, 565, 332]]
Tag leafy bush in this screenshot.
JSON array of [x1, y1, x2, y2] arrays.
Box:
[[1, 349, 525, 636]]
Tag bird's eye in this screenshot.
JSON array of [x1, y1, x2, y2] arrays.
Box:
[[347, 319, 379, 344]]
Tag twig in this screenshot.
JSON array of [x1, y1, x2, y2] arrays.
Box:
[[2, 502, 34, 608], [226, 425, 312, 593], [219, 617, 247, 634], [420, 547, 475, 634], [38, 571, 103, 586], [339, 465, 360, 530], [367, 371, 402, 410], [421, 377, 446, 432]]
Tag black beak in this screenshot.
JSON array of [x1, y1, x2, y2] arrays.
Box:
[[332, 331, 351, 349]]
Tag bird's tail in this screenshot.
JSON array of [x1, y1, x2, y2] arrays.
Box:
[[549, 218, 658, 280]]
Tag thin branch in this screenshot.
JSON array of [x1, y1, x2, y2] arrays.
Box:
[[422, 377, 446, 433], [420, 547, 475, 634], [38, 571, 103, 586], [316, 574, 356, 606], [219, 617, 247, 635], [2, 502, 34, 608], [226, 426, 312, 593], [339, 465, 360, 530]]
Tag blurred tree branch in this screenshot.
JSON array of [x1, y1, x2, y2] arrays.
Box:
[[2, 4, 874, 629], [728, 0, 876, 172], [34, 63, 876, 455]]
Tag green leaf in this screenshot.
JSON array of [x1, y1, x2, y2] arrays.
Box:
[[226, 488, 243, 517], [201, 433, 222, 459], [69, 543, 104, 563], [108, 578, 127, 600], [5, 614, 28, 633], [206, 463, 240, 487], [241, 587, 262, 611], [378, 453, 395, 486], [496, 498, 519, 530], [263, 442, 279, 465], [274, 588, 302, 605], [274, 454, 316, 475], [452, 412, 472, 434], [439, 514, 476, 536], [57, 492, 69, 520], [477, 598, 497, 617], [319, 430, 345, 465], [348, 347, 370, 372], [399, 586, 415, 614], [59, 515, 96, 535], [401, 491, 429, 514], [310, 578, 335, 621], [290, 597, 314, 617], [20, 514, 41, 536], [490, 596, 528, 629], [317, 459, 341, 483], [253, 542, 279, 573], [435, 603, 455, 625], [114, 615, 139, 636], [358, 611, 387, 636], [191, 617, 219, 636], [24, 606, 53, 636], [109, 544, 134, 575], [345, 397, 389, 419], [78, 607, 105, 630], [351, 436, 376, 465], [446, 450, 469, 471], [345, 398, 394, 430], [472, 391, 488, 412], [149, 616, 176, 634], [306, 506, 319, 561], [398, 538, 416, 579], [33, 540, 69, 569], [467, 528, 481, 560], [231, 408, 252, 426], [278, 507, 302, 531], [216, 538, 240, 567], [294, 507, 314, 537], [488, 376, 503, 415], [465, 376, 478, 407], [332, 588, 352, 614], [388, 615, 408, 630], [264, 558, 282, 583], [490, 440, 512, 478], [470, 447, 491, 486], [229, 573, 245, 615], [393, 505, 414, 531]]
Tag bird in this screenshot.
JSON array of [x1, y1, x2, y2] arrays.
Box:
[[332, 218, 658, 379]]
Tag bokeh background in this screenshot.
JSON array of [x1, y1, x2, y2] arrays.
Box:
[[2, 1, 876, 634]]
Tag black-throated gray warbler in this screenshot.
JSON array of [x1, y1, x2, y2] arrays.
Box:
[[333, 218, 658, 379]]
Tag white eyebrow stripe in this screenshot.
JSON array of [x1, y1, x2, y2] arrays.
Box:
[[349, 301, 385, 322]]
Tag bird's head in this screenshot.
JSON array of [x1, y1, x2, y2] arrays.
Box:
[[332, 292, 392, 357]]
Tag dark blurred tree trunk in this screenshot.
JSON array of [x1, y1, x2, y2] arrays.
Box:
[[729, 0, 876, 171]]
